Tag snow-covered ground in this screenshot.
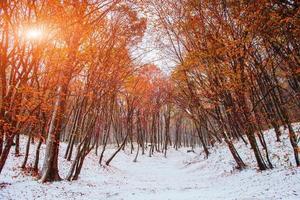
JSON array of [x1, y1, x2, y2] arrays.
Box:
[[1, 124, 300, 200]]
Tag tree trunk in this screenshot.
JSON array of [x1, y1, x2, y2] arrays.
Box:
[[99, 121, 111, 165], [195, 122, 209, 158], [164, 110, 170, 158], [0, 130, 3, 156], [106, 134, 128, 166], [0, 134, 14, 174], [21, 136, 31, 169], [133, 143, 139, 162], [287, 123, 300, 166], [40, 85, 68, 183], [33, 138, 43, 172], [15, 133, 20, 156]]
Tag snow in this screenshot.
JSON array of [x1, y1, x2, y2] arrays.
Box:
[[1, 124, 300, 200]]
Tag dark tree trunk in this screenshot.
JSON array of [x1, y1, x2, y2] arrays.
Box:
[[257, 132, 273, 169], [67, 134, 76, 161], [99, 125, 110, 165], [216, 107, 246, 169], [164, 107, 171, 158], [0, 130, 3, 158], [133, 143, 140, 162], [15, 133, 20, 156], [0, 133, 14, 174], [0, 130, 3, 156], [106, 134, 128, 166], [195, 123, 209, 158], [21, 136, 31, 169], [33, 138, 43, 172], [287, 123, 300, 166]]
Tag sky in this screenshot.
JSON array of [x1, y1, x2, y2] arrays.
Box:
[[131, 29, 176, 75], [130, 5, 178, 75]]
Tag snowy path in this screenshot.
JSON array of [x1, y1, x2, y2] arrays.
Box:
[[96, 149, 300, 200], [110, 151, 206, 200], [1, 129, 300, 200]]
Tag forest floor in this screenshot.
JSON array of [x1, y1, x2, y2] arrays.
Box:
[[1, 124, 300, 200]]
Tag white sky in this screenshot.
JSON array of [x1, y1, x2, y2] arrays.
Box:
[[130, 8, 178, 75]]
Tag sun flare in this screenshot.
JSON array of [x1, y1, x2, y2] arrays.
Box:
[[25, 28, 43, 40]]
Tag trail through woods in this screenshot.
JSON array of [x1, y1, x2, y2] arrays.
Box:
[[1, 126, 300, 200], [1, 1, 300, 199]]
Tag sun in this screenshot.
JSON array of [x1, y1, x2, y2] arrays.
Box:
[[25, 27, 43, 40]]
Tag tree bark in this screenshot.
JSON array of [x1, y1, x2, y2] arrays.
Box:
[[21, 136, 31, 169], [40, 85, 68, 182]]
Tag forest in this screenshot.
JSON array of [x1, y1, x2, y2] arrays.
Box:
[[0, 0, 299, 199]]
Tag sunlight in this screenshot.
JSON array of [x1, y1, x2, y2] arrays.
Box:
[[24, 27, 44, 40]]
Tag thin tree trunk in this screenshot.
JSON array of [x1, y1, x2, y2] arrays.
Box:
[[15, 133, 20, 156], [33, 138, 43, 172], [133, 143, 139, 162], [21, 136, 31, 169], [195, 122, 209, 158], [0, 134, 14, 174], [0, 130, 3, 156], [106, 134, 128, 166]]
